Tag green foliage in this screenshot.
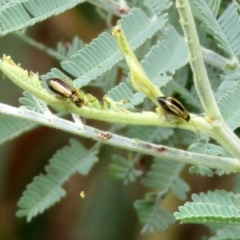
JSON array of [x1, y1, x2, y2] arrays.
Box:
[[134, 199, 175, 233], [19, 91, 49, 113], [142, 158, 189, 200], [89, 66, 118, 92], [142, 26, 188, 77], [126, 126, 174, 142], [191, 0, 221, 19], [16, 139, 98, 221], [189, 138, 233, 176], [106, 25, 188, 107], [0, 115, 36, 145], [41, 67, 71, 81], [189, 165, 214, 177], [193, 0, 240, 57], [134, 158, 189, 233], [216, 70, 240, 130], [189, 137, 231, 157], [56, 36, 85, 60], [106, 82, 135, 109], [208, 0, 221, 17], [144, 0, 173, 16], [19, 91, 40, 112], [189, 164, 232, 177], [209, 226, 240, 240], [57, 8, 168, 88], [206, 64, 222, 92], [106, 154, 142, 184], [0, 0, 85, 36], [0, 0, 240, 238], [174, 190, 240, 225], [167, 80, 201, 109]]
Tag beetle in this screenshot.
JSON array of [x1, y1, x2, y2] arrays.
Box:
[[46, 78, 83, 107], [157, 96, 190, 122]]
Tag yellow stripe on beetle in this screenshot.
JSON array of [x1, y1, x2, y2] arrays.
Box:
[[157, 96, 190, 121], [46, 78, 83, 107]]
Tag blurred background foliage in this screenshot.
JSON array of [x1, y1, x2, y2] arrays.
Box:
[[0, 1, 234, 240]]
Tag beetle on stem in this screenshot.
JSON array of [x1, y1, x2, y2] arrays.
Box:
[[46, 78, 83, 107]]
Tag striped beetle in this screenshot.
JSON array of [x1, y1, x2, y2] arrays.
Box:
[[46, 78, 83, 107], [157, 96, 190, 121]]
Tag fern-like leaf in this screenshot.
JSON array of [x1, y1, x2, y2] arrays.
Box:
[[16, 139, 98, 221], [56, 36, 85, 59], [0, 0, 85, 36], [206, 64, 222, 92], [106, 80, 158, 108], [209, 226, 240, 240], [189, 137, 231, 157], [189, 138, 233, 176], [0, 115, 36, 145], [191, 0, 221, 20], [144, 0, 173, 16], [217, 1, 240, 56], [193, 0, 240, 57], [142, 26, 188, 77], [123, 26, 188, 105], [106, 82, 135, 109], [134, 199, 175, 233], [208, 0, 221, 17], [19, 91, 49, 113], [215, 70, 240, 130], [168, 80, 201, 109], [41, 67, 71, 81], [126, 126, 174, 142], [57, 8, 167, 88], [134, 158, 189, 233], [0, 56, 60, 110], [189, 165, 214, 177], [174, 190, 240, 225], [19, 92, 40, 111], [107, 155, 142, 184], [89, 66, 118, 92], [142, 158, 189, 200]]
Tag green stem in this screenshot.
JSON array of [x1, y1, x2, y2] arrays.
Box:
[[213, 122, 240, 159], [176, 0, 240, 160], [1, 55, 238, 156], [112, 24, 163, 106], [176, 0, 221, 120], [15, 32, 66, 62]]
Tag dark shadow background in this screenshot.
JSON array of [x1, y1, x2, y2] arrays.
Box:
[[0, 2, 233, 240]]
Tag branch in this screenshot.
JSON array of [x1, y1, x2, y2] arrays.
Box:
[[176, 0, 240, 160], [176, 0, 221, 119], [1, 103, 239, 172], [0, 56, 213, 137], [15, 32, 66, 62]]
